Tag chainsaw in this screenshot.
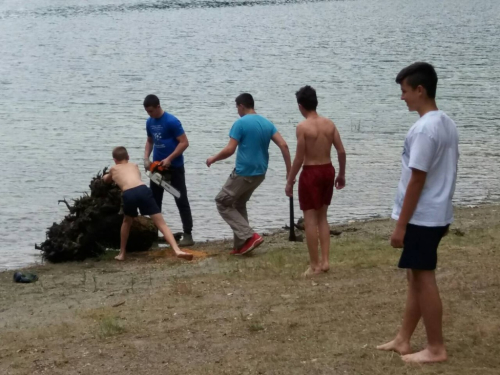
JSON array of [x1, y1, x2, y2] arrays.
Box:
[[145, 161, 181, 199]]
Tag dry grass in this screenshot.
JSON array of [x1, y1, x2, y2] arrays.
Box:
[[0, 205, 499, 375]]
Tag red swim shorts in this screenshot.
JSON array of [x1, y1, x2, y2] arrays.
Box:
[[298, 163, 336, 211]]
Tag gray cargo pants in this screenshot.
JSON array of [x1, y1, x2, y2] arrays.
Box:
[[215, 170, 266, 249]]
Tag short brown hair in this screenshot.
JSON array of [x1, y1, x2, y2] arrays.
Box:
[[112, 146, 129, 161]]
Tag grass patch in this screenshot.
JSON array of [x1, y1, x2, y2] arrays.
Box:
[[97, 315, 126, 338], [1, 206, 499, 374], [97, 250, 120, 261], [248, 322, 265, 332]]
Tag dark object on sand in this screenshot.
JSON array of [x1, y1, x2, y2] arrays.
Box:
[[451, 228, 465, 237], [13, 272, 38, 283], [35, 168, 157, 263]]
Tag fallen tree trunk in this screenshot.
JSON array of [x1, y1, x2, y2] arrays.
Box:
[[36, 169, 157, 263]]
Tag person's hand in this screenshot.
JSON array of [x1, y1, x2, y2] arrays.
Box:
[[143, 158, 152, 171], [285, 181, 294, 197], [335, 175, 345, 190], [206, 156, 216, 168], [159, 158, 171, 169], [390, 225, 406, 248]]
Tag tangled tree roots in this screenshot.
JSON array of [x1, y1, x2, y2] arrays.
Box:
[[36, 169, 157, 263]]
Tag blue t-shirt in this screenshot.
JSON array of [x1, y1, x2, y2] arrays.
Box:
[[146, 112, 185, 167], [229, 114, 278, 176]]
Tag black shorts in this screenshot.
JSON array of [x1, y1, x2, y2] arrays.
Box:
[[122, 185, 161, 218], [398, 224, 450, 271]]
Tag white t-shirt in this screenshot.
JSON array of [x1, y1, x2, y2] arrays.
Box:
[[392, 110, 459, 227]]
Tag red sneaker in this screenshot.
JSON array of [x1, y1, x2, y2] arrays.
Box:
[[239, 234, 263, 255], [229, 249, 241, 255]]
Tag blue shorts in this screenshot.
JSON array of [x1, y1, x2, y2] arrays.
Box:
[[122, 185, 161, 217]]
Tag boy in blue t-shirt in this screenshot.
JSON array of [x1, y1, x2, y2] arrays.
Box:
[[206, 93, 291, 255], [143, 94, 194, 246]]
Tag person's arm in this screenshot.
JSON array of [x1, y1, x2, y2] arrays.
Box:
[[144, 137, 154, 159], [103, 167, 113, 184], [159, 133, 189, 168], [390, 132, 436, 248], [271, 132, 291, 177], [285, 125, 305, 196], [206, 138, 238, 167], [332, 125, 346, 189], [144, 136, 154, 170], [390, 169, 427, 248]]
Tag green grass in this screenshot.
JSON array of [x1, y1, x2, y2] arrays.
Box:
[[97, 316, 126, 338]]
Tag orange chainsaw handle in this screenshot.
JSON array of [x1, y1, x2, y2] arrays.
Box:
[[149, 161, 165, 173]]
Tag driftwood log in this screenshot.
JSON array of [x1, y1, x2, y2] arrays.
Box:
[[36, 168, 157, 263]]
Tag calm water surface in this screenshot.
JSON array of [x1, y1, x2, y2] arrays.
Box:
[[1, 0, 499, 269]]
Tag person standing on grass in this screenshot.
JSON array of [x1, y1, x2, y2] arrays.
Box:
[[285, 86, 346, 277], [377, 62, 459, 363], [206, 93, 291, 255], [143, 94, 195, 247]]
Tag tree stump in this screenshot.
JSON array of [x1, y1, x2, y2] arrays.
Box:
[[36, 169, 158, 263]]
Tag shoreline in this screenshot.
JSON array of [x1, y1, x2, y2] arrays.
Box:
[[2, 202, 498, 274]]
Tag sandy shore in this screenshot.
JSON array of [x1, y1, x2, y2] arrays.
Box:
[[1, 204, 499, 375]]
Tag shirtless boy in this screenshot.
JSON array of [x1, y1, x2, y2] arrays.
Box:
[[103, 146, 193, 261], [285, 86, 346, 276]]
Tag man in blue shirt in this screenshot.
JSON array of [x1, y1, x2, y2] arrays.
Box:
[[206, 93, 291, 255], [143, 95, 194, 246]]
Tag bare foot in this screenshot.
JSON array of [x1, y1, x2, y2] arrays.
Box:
[[321, 263, 330, 273], [402, 347, 447, 364], [376, 338, 412, 355], [303, 266, 322, 278], [175, 250, 193, 261], [114, 253, 125, 261]]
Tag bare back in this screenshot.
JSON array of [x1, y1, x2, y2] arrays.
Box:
[[299, 116, 342, 165], [110, 163, 145, 191]]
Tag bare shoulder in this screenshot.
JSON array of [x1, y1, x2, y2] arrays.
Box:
[[296, 120, 308, 133], [297, 119, 308, 128], [320, 116, 335, 127], [327, 118, 339, 133]]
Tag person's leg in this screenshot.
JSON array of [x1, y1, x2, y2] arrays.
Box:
[[116, 215, 134, 261], [232, 184, 255, 247], [317, 205, 331, 272], [377, 269, 419, 355], [150, 213, 193, 260], [303, 209, 321, 276], [402, 270, 447, 363], [149, 180, 164, 211], [170, 166, 194, 238], [216, 172, 264, 250]]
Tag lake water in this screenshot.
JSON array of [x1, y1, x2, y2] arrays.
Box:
[[1, 0, 499, 270]]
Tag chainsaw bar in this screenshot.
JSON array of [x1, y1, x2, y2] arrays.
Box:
[[146, 171, 181, 199]]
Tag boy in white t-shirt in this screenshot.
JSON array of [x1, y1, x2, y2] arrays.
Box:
[[377, 62, 459, 364]]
